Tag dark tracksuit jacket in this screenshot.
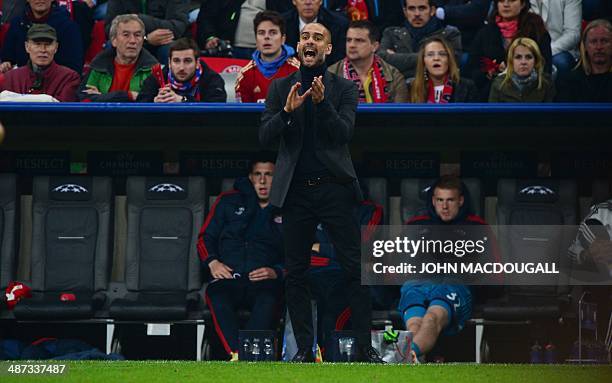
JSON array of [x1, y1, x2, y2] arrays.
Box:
[[197, 177, 284, 355]]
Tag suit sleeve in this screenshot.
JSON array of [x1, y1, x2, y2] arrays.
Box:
[[315, 80, 358, 146], [259, 79, 291, 146]]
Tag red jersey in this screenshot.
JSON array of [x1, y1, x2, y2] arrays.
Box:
[[235, 57, 300, 103]]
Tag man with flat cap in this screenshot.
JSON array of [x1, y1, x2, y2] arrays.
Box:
[[0, 24, 80, 102], [260, 22, 383, 363]]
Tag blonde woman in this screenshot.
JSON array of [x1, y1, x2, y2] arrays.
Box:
[[489, 37, 555, 102], [409, 36, 478, 103]]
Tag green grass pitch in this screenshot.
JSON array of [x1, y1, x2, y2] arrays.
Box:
[[1, 362, 611, 383]]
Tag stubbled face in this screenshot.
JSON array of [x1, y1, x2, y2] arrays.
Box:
[[432, 187, 464, 222], [27, 0, 52, 17], [297, 23, 331, 67], [346, 27, 378, 62], [404, 0, 434, 28], [25, 39, 58, 66], [512, 44, 535, 76], [256, 20, 285, 59], [169, 49, 197, 82], [423, 41, 449, 79], [497, 0, 523, 21], [293, 0, 322, 22], [111, 20, 145, 64], [585, 26, 612, 69], [249, 162, 274, 203]]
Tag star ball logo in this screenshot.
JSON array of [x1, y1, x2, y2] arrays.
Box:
[[149, 184, 185, 193], [52, 184, 88, 193]]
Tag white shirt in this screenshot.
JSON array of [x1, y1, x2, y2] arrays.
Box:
[[299, 16, 318, 33]]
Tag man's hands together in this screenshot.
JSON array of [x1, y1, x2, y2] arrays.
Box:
[[284, 76, 325, 113]]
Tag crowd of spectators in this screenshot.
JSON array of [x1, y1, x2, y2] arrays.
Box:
[[0, 0, 610, 102]]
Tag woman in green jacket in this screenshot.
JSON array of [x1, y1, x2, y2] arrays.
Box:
[[489, 37, 555, 102]]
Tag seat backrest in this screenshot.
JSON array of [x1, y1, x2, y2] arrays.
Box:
[[592, 178, 612, 206], [400, 178, 483, 223], [496, 179, 577, 296], [220, 72, 238, 103], [362, 178, 388, 224], [0, 174, 17, 289], [30, 176, 113, 293], [220, 178, 236, 193], [125, 177, 205, 293]]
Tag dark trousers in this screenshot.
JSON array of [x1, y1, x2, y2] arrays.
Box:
[[205, 278, 281, 355], [283, 181, 372, 349]]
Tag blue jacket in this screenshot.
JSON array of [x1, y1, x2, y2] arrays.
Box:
[[197, 177, 284, 279], [1, 4, 83, 74]]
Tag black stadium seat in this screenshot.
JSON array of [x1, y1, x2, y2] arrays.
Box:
[[483, 178, 577, 321], [14, 176, 113, 320], [400, 178, 484, 223], [0, 174, 17, 292], [109, 177, 206, 320]]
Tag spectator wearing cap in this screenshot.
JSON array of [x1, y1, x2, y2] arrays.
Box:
[[0, 23, 80, 101], [0, 0, 83, 74], [78, 14, 157, 102]]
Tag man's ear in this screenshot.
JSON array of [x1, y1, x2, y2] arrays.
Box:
[[430, 6, 437, 17], [459, 195, 465, 207]]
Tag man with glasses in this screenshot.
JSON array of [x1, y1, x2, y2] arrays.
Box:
[[0, 24, 79, 101], [260, 22, 383, 363], [377, 0, 462, 78]]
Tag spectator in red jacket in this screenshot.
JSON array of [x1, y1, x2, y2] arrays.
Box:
[[0, 23, 79, 101], [235, 10, 299, 103]]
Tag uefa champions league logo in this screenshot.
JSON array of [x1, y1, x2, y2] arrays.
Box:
[[52, 184, 88, 193], [519, 185, 555, 196], [148, 183, 185, 193]]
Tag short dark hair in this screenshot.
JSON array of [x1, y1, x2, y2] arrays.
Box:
[[433, 175, 463, 195], [403, 0, 438, 8], [169, 37, 200, 59], [348, 20, 381, 43], [249, 151, 276, 173], [253, 10, 286, 36]]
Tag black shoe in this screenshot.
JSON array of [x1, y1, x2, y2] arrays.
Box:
[[360, 346, 385, 363], [291, 348, 315, 363]]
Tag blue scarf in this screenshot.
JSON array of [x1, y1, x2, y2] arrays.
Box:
[[405, 17, 444, 52], [252, 44, 295, 79]]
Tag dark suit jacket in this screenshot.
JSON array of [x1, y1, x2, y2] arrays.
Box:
[[259, 70, 362, 208], [282, 7, 349, 66]]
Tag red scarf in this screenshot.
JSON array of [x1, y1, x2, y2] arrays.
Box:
[[342, 56, 388, 103], [427, 76, 454, 104], [346, 0, 369, 21], [495, 15, 518, 39]]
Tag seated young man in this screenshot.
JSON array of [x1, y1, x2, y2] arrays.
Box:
[[137, 37, 227, 103], [235, 10, 299, 103], [399, 175, 492, 362], [197, 153, 284, 361]]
